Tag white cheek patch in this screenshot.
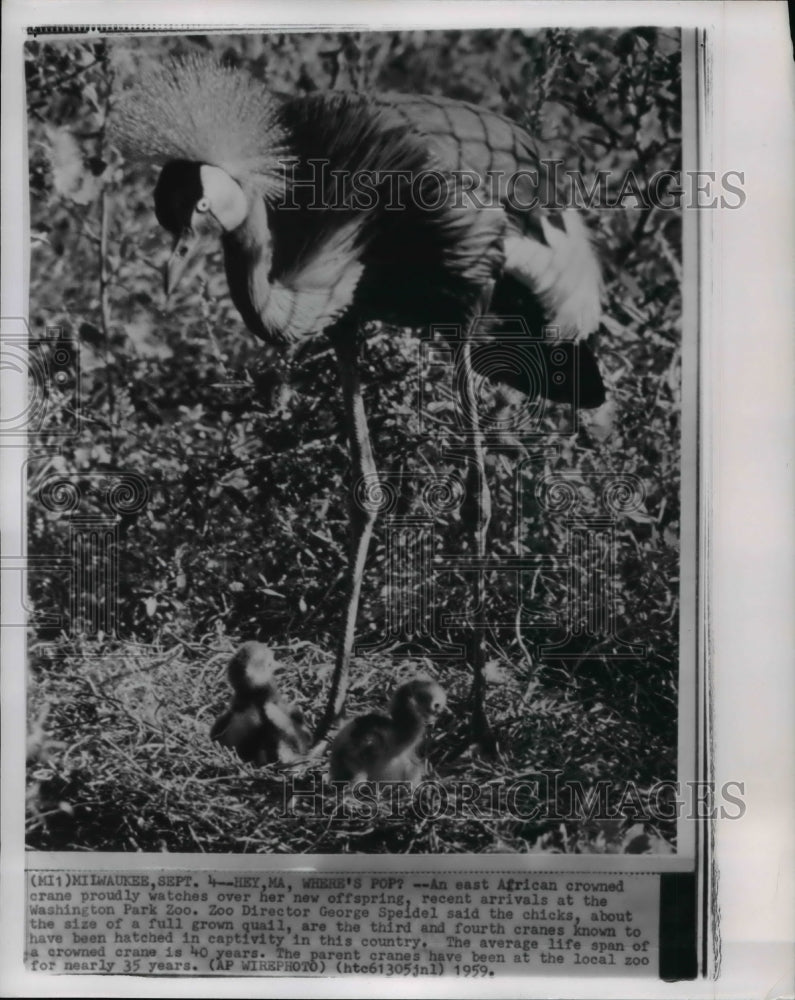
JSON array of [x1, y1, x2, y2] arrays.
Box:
[[199, 164, 248, 231]]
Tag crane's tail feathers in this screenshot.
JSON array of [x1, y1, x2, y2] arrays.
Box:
[[504, 209, 603, 337]]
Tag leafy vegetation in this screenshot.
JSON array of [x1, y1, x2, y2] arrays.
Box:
[[25, 28, 683, 853]]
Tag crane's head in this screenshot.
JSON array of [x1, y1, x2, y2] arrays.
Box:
[[154, 161, 248, 294], [226, 641, 278, 704], [110, 55, 290, 292], [391, 679, 448, 726]]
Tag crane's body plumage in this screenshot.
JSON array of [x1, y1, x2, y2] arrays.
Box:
[[234, 92, 602, 366], [113, 56, 608, 748], [329, 678, 447, 787]]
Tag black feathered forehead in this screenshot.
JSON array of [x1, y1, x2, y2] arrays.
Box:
[[153, 161, 203, 234]]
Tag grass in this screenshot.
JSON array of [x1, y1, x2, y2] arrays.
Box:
[[26, 635, 676, 854]]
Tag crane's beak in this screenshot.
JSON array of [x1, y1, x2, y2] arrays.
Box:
[[164, 227, 202, 298]]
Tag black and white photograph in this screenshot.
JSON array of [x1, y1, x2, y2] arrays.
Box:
[[2, 1, 793, 995], [23, 26, 692, 857]]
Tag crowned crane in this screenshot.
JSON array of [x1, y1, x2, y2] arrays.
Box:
[[210, 641, 310, 764], [329, 678, 447, 788], [112, 56, 606, 751]]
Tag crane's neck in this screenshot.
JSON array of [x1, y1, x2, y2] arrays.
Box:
[[219, 182, 364, 344], [228, 190, 274, 272]]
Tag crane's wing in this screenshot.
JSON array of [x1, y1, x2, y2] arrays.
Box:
[[252, 88, 601, 390], [368, 92, 603, 339]]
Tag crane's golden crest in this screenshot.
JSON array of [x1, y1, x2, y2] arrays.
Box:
[[110, 55, 291, 200]]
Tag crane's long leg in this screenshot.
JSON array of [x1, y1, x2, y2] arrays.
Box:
[[313, 331, 378, 745], [461, 283, 497, 753]]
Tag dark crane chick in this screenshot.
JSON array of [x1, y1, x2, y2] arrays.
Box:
[[210, 642, 310, 764], [112, 57, 607, 748], [329, 678, 447, 789]]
